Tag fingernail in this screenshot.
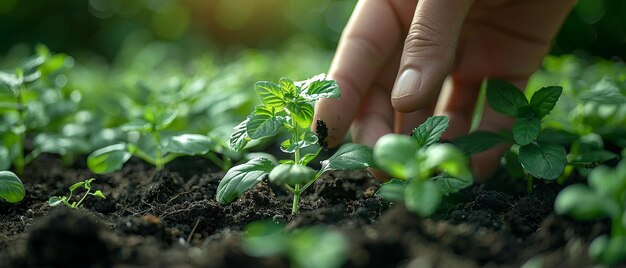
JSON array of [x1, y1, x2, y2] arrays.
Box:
[[392, 69, 422, 99]]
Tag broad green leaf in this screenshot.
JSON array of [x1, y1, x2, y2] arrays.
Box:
[[0, 146, 11, 170], [589, 235, 626, 265], [451, 131, 509, 155], [486, 79, 528, 116], [512, 117, 541, 145], [243, 220, 288, 257], [518, 143, 567, 180], [230, 119, 250, 151], [0, 171, 25, 203], [216, 158, 275, 204], [290, 227, 348, 268], [412, 116, 449, 148], [529, 86, 562, 119], [554, 184, 614, 220], [321, 143, 374, 172], [376, 179, 406, 202], [279, 77, 298, 98], [300, 79, 340, 101], [422, 144, 472, 181], [48, 196, 64, 207], [536, 129, 578, 145], [430, 172, 472, 196], [373, 135, 419, 179], [269, 164, 317, 186], [155, 110, 178, 130], [405, 180, 441, 217], [255, 81, 285, 110], [163, 134, 212, 155], [247, 106, 280, 139], [286, 102, 314, 128], [87, 143, 132, 174]]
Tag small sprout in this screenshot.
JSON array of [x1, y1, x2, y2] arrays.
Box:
[[48, 178, 106, 209]]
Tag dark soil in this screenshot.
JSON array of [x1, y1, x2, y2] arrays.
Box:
[[0, 153, 613, 267]]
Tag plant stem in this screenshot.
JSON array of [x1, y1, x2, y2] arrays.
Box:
[[14, 86, 26, 175], [75, 188, 91, 208], [292, 184, 301, 215], [151, 130, 164, 170], [526, 175, 534, 193]]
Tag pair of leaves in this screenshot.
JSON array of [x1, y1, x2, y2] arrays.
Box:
[[0, 171, 25, 203]]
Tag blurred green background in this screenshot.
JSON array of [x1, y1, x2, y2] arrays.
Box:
[[1, 0, 625, 61]]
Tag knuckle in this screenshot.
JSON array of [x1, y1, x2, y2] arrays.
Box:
[[403, 19, 452, 57]]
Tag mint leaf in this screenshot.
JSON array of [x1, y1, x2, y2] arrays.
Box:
[[322, 143, 374, 171], [405, 180, 441, 217], [286, 102, 314, 128], [512, 117, 541, 145], [230, 119, 250, 151], [216, 158, 275, 204], [301, 79, 340, 101], [430, 172, 473, 196], [412, 116, 449, 148], [529, 86, 562, 119], [247, 106, 280, 139], [518, 142, 567, 180], [0, 171, 25, 203], [279, 77, 297, 98], [255, 81, 285, 110], [486, 79, 528, 116]]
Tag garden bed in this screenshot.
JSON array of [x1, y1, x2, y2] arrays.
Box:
[[0, 153, 607, 267]]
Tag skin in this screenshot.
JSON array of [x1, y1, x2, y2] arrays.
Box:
[[313, 0, 577, 181]]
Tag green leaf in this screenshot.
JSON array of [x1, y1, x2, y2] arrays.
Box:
[[451, 131, 509, 155], [321, 143, 374, 172], [0, 171, 25, 203], [286, 102, 314, 128], [280, 132, 318, 153], [300, 148, 322, 166], [279, 77, 298, 98], [216, 158, 275, 204], [569, 150, 618, 166], [504, 150, 525, 179], [430, 172, 473, 196], [580, 78, 626, 105], [87, 143, 132, 174], [69, 181, 86, 192], [300, 79, 340, 101], [518, 143, 567, 180], [0, 71, 22, 89], [412, 116, 449, 148], [0, 146, 11, 170], [405, 180, 441, 217], [255, 81, 285, 110], [35, 134, 90, 155], [155, 110, 178, 130], [529, 86, 562, 119], [587, 164, 626, 204], [242, 220, 288, 257], [120, 120, 151, 132], [230, 119, 250, 151], [92, 190, 106, 199], [247, 106, 281, 139], [589, 235, 626, 265], [48, 196, 65, 207], [486, 79, 528, 116], [268, 164, 317, 186], [376, 179, 406, 202], [373, 134, 419, 179], [512, 117, 541, 145], [289, 227, 349, 268], [555, 184, 613, 220], [163, 134, 212, 155], [422, 144, 472, 181], [536, 129, 578, 145]]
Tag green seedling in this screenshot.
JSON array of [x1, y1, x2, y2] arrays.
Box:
[[555, 149, 626, 265], [452, 79, 567, 189], [373, 116, 473, 216], [48, 178, 106, 209], [0, 171, 25, 203], [243, 220, 348, 268], [216, 74, 374, 214]]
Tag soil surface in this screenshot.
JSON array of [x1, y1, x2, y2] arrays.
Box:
[[0, 153, 614, 267]]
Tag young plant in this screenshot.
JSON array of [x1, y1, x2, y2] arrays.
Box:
[[452, 79, 567, 188], [243, 220, 348, 268], [48, 178, 106, 209], [555, 150, 626, 265], [87, 105, 224, 174], [216, 74, 374, 214], [373, 116, 473, 216], [0, 171, 25, 203]]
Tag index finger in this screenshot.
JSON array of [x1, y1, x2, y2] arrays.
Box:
[[313, 0, 417, 147]]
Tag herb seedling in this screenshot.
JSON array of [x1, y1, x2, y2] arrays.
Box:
[[216, 74, 374, 214], [243, 220, 348, 268], [452, 79, 567, 189], [0, 171, 25, 203], [374, 116, 473, 216], [48, 178, 106, 209], [555, 150, 626, 265]]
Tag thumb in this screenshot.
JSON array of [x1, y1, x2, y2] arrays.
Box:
[[391, 0, 473, 112]]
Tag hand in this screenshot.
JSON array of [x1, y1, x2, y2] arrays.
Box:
[[313, 0, 576, 180]]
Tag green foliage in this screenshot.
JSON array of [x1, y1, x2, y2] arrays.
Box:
[[374, 116, 472, 217], [0, 171, 25, 203], [555, 151, 626, 265], [217, 75, 374, 214], [48, 178, 106, 209], [243, 220, 348, 268], [453, 79, 567, 182]]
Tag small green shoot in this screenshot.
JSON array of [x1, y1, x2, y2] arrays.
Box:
[[48, 178, 106, 209], [216, 74, 375, 214], [374, 116, 473, 216], [555, 150, 626, 265], [0, 171, 25, 203]]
